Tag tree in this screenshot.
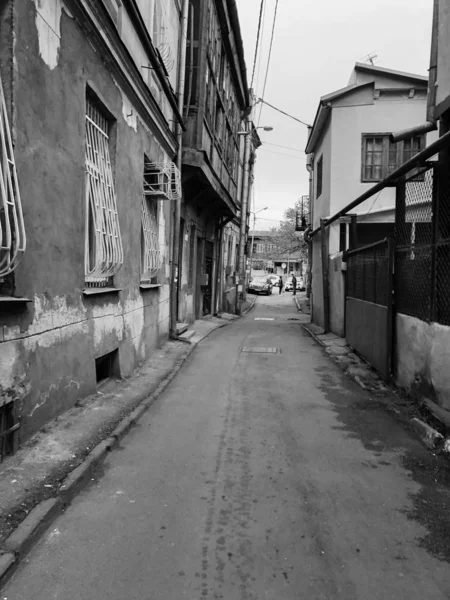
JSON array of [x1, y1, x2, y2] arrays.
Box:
[[267, 198, 309, 262]]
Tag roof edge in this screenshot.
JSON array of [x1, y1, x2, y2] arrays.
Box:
[[354, 61, 428, 84]]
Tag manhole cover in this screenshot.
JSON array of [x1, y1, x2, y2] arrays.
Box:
[[254, 318, 275, 321], [241, 347, 280, 354]]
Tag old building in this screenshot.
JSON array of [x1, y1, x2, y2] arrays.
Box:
[[177, 0, 252, 323], [0, 0, 184, 446], [248, 231, 304, 275], [305, 62, 435, 336]]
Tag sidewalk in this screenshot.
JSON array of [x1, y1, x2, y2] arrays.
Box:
[[300, 315, 450, 456], [0, 309, 255, 574]]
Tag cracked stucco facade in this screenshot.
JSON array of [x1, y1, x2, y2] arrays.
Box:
[[0, 0, 178, 441]]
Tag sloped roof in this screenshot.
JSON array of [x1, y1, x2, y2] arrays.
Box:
[[351, 62, 428, 85], [305, 63, 428, 154]]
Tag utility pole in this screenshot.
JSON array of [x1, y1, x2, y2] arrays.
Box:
[[170, 0, 189, 338]]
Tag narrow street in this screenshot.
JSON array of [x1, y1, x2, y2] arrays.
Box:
[[3, 294, 450, 600]]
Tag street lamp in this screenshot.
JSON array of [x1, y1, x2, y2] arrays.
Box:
[[248, 207, 268, 281], [237, 126, 273, 136]]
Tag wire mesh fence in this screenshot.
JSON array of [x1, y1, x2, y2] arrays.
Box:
[[395, 160, 450, 325], [347, 239, 391, 306]]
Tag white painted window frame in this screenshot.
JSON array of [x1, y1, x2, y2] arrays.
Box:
[[85, 99, 123, 287], [0, 75, 26, 278]]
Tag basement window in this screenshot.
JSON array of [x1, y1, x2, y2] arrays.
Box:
[[95, 349, 119, 385]]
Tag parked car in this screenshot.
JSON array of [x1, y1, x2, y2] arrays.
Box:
[[285, 276, 305, 292], [268, 275, 280, 287], [248, 276, 273, 295]]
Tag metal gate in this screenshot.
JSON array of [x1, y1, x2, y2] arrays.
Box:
[[345, 238, 394, 379]]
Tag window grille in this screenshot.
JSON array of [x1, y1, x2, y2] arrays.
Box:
[[141, 159, 161, 282], [143, 160, 181, 201], [0, 75, 26, 278], [152, 0, 175, 73], [85, 99, 123, 286]]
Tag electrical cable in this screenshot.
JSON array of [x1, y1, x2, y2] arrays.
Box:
[[357, 189, 383, 223], [259, 148, 306, 159], [250, 0, 266, 90], [256, 98, 311, 127], [257, 0, 279, 125], [253, 0, 268, 104], [261, 141, 304, 152]]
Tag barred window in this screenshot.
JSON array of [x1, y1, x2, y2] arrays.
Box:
[[141, 157, 161, 283], [85, 97, 123, 287], [0, 74, 26, 278]]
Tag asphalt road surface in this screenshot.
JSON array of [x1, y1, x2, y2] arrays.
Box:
[[3, 293, 450, 599]]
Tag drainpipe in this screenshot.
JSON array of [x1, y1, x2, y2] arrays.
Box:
[[237, 123, 251, 314], [305, 149, 314, 299], [390, 3, 438, 145], [170, 0, 189, 338]]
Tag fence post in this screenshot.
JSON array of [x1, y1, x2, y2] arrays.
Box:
[[430, 164, 439, 322], [320, 218, 330, 333], [350, 215, 357, 250], [395, 178, 406, 245], [386, 237, 395, 379]]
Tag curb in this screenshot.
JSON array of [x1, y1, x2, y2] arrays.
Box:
[[0, 317, 236, 588], [242, 298, 256, 316], [302, 324, 450, 456], [410, 418, 444, 451]]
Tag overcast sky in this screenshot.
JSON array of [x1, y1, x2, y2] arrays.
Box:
[[235, 0, 433, 229]]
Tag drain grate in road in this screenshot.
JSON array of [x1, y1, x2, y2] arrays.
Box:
[[254, 318, 275, 321], [241, 347, 280, 354]]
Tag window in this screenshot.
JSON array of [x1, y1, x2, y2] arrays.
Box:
[[316, 155, 323, 198], [141, 157, 161, 283], [85, 96, 123, 287], [0, 74, 26, 279], [362, 134, 425, 182]]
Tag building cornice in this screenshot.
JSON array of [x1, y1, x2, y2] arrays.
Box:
[[64, 0, 179, 156]]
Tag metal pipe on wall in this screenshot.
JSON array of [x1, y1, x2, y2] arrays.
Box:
[[237, 123, 251, 314], [170, 0, 189, 338]]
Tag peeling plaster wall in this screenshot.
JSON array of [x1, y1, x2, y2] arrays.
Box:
[[0, 1, 175, 442], [396, 313, 450, 410], [33, 0, 62, 69]]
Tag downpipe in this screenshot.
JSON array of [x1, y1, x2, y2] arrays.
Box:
[[169, 0, 189, 340]]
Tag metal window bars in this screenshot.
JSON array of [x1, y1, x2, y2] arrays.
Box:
[[143, 160, 181, 201], [0, 75, 26, 278], [141, 194, 161, 282], [153, 0, 175, 73], [85, 100, 123, 286]]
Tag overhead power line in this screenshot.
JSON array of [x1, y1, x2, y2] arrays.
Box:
[[259, 148, 306, 159], [256, 98, 311, 127], [250, 0, 266, 90], [262, 142, 304, 152], [257, 0, 279, 125]]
